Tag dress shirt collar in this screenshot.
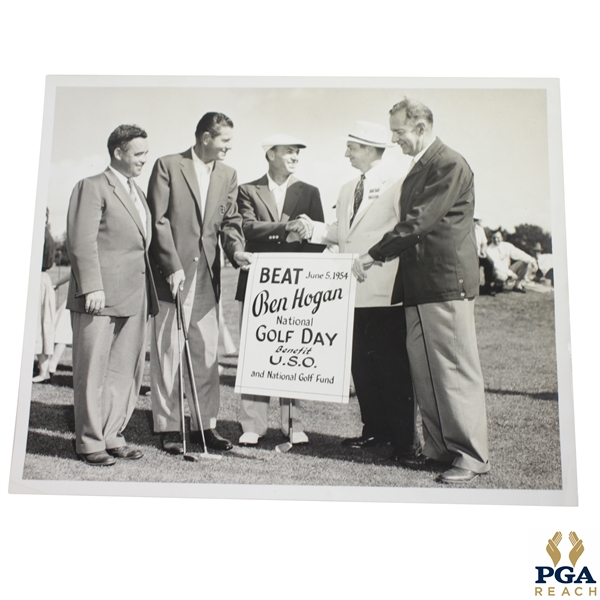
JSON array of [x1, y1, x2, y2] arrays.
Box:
[[192, 146, 214, 174], [109, 165, 132, 191], [363, 160, 383, 185], [267, 172, 291, 192], [412, 136, 437, 166]]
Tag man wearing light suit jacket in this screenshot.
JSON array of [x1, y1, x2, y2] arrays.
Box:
[[66, 124, 159, 466], [235, 134, 325, 446], [147, 112, 253, 454], [301, 121, 417, 459], [353, 99, 490, 483]]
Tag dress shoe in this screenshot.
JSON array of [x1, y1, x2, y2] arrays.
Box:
[[79, 451, 116, 466], [238, 432, 262, 446], [341, 435, 390, 449], [161, 432, 184, 455], [396, 453, 449, 471], [513, 286, 526, 294], [387, 448, 419, 463], [289, 431, 309, 445], [198, 429, 233, 451], [107, 446, 143, 460], [436, 466, 479, 483]]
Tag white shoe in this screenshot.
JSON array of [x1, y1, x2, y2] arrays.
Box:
[[238, 432, 261, 446], [290, 431, 309, 445]]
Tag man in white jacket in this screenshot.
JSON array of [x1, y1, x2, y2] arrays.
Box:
[[300, 121, 417, 460], [487, 231, 538, 293]]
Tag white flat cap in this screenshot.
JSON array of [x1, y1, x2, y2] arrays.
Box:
[[342, 121, 393, 148], [262, 134, 307, 152]]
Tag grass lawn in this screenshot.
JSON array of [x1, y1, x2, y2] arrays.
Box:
[[23, 266, 561, 490]]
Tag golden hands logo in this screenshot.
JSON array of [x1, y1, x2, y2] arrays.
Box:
[[545, 531, 585, 567]]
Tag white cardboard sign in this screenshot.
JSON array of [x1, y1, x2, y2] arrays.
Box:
[[235, 252, 357, 403]]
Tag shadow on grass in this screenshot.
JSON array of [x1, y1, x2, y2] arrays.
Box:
[[26, 399, 391, 467], [486, 388, 558, 401], [50, 373, 73, 388]]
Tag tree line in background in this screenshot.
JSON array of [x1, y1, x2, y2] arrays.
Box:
[[50, 224, 553, 268], [483, 224, 552, 254]]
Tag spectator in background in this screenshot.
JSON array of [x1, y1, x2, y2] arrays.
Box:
[[486, 230, 537, 294], [531, 242, 554, 285], [474, 216, 496, 296], [33, 208, 56, 383]]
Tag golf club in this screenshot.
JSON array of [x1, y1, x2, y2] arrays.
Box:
[[175, 291, 198, 462], [275, 398, 294, 453], [177, 292, 223, 461]]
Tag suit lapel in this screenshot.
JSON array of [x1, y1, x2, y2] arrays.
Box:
[[254, 175, 279, 221], [281, 177, 300, 223], [104, 168, 147, 241], [348, 170, 388, 233], [179, 150, 203, 222], [404, 137, 444, 180], [134, 182, 152, 249], [203, 162, 225, 229]]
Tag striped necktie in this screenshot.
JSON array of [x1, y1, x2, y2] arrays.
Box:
[[128, 179, 147, 236], [350, 174, 365, 226]]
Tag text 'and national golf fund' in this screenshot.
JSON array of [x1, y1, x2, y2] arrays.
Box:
[[235, 253, 357, 403]]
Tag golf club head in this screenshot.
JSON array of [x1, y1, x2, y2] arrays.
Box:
[[200, 452, 223, 460], [275, 442, 293, 453], [183, 453, 199, 462]]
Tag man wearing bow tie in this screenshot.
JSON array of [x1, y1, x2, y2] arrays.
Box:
[[66, 124, 159, 466], [147, 112, 253, 454]]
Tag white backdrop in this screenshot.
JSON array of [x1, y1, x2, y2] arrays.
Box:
[[1, 2, 598, 599]]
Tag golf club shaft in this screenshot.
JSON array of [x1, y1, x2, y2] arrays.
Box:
[[177, 293, 209, 452], [176, 291, 187, 456]]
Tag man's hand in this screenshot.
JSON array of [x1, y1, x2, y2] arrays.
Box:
[[286, 217, 313, 240], [352, 253, 375, 282], [234, 251, 254, 271], [167, 269, 186, 299], [85, 290, 106, 315]]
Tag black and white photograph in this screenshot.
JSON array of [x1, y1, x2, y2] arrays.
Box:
[[8, 76, 574, 504], [2, 3, 598, 600]]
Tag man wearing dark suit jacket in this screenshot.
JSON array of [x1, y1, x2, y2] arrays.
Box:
[[235, 134, 325, 446], [353, 98, 490, 483], [67, 124, 158, 466], [148, 112, 252, 454]]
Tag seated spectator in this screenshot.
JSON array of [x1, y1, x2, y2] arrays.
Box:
[[531, 242, 554, 285], [486, 230, 537, 294]]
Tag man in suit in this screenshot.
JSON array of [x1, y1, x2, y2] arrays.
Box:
[[235, 134, 325, 446], [353, 99, 491, 483], [299, 121, 416, 459], [148, 112, 252, 454], [66, 124, 158, 466]]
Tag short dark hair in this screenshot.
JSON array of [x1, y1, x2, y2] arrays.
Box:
[[195, 112, 234, 140], [107, 124, 147, 158], [390, 97, 434, 128]]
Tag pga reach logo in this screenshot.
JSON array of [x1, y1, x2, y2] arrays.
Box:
[[535, 532, 596, 597]]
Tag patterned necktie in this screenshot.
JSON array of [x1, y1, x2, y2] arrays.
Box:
[[350, 174, 365, 226], [128, 179, 147, 236]]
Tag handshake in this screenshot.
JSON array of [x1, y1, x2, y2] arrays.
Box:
[[285, 214, 314, 243]]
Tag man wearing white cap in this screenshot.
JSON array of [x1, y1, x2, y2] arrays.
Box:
[[299, 121, 417, 459], [236, 134, 325, 446]]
